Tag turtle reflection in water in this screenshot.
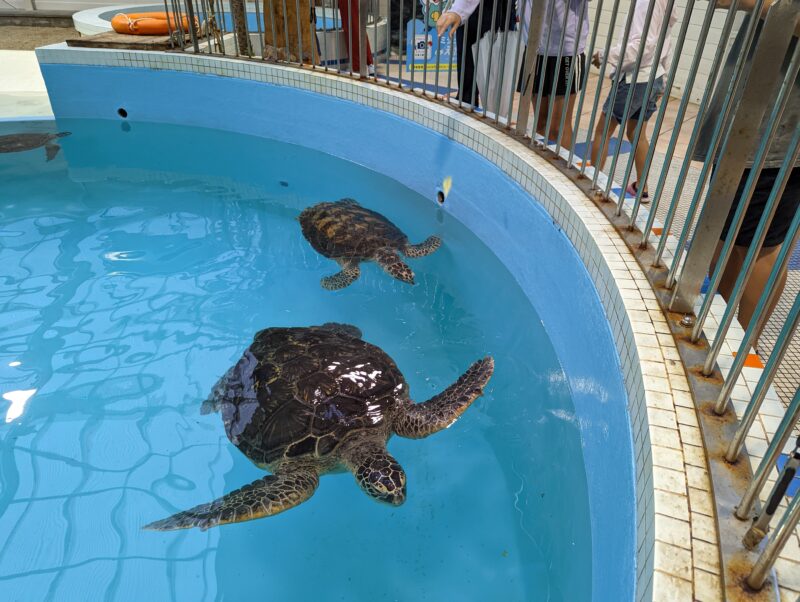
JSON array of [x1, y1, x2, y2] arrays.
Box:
[[144, 323, 493, 531], [299, 199, 441, 289], [0, 132, 71, 161]]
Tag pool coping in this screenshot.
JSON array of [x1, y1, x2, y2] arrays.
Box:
[[31, 43, 751, 601]]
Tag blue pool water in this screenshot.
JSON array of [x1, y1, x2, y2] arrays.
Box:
[[0, 119, 593, 600]]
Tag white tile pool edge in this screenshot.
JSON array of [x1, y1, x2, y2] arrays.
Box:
[[34, 44, 722, 601]]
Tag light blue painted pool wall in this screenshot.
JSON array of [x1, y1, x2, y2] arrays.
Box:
[[40, 62, 637, 601]]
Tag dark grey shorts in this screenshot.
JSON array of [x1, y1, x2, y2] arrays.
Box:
[[603, 75, 665, 123]]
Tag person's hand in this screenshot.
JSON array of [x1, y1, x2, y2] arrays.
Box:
[[436, 11, 462, 37], [592, 52, 601, 67]]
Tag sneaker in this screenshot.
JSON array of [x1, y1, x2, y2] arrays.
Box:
[[367, 64, 375, 77], [626, 181, 650, 203]]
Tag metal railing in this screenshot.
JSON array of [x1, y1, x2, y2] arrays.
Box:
[[158, 0, 800, 594]]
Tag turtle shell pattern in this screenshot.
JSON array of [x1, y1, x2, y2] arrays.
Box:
[[299, 200, 409, 260], [0, 133, 55, 153], [216, 325, 407, 466]]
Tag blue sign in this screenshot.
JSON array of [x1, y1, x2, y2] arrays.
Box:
[[405, 19, 458, 72]]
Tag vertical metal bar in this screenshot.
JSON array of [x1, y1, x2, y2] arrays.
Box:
[[725, 293, 800, 461], [555, 0, 587, 153], [746, 455, 800, 590], [445, 2, 457, 100], [423, 0, 432, 93], [505, 0, 530, 125], [215, 0, 227, 54], [646, 0, 743, 259], [737, 387, 800, 519], [385, 0, 391, 82], [630, 0, 697, 229], [372, 0, 379, 78], [410, 0, 419, 87], [185, 0, 200, 52], [591, 0, 639, 189], [467, 0, 486, 109], [578, 0, 624, 175], [359, 0, 369, 75], [693, 53, 800, 346], [253, 0, 267, 58], [668, 0, 800, 312], [280, 0, 291, 61], [568, 0, 605, 166], [514, 0, 548, 135], [457, 5, 470, 107], [531, 0, 557, 146], [295, 0, 304, 63], [543, 0, 572, 147], [163, 0, 177, 48], [266, 0, 278, 59], [320, 0, 330, 69], [479, 0, 499, 115], [398, 0, 405, 84], [608, 0, 672, 209], [491, 0, 516, 124]]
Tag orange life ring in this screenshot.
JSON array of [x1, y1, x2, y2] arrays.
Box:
[[111, 12, 194, 35]]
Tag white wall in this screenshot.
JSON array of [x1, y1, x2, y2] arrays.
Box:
[[587, 0, 744, 103]]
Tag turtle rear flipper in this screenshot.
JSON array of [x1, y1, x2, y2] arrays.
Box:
[[143, 469, 319, 531], [394, 357, 494, 439], [45, 144, 61, 161], [404, 236, 441, 258], [375, 248, 414, 285]]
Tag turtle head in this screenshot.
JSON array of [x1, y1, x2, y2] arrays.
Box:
[[354, 449, 407, 506]]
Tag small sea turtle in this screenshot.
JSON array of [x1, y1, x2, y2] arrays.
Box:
[[0, 132, 71, 161], [299, 199, 441, 289], [144, 323, 493, 531]]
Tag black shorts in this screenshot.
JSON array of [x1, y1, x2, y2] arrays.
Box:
[[720, 166, 800, 248], [518, 52, 586, 97]]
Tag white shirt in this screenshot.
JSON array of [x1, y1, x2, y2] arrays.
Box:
[[448, 0, 590, 56], [598, 0, 678, 79]]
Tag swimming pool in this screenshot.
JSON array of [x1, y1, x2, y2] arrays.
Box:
[[3, 48, 639, 600]]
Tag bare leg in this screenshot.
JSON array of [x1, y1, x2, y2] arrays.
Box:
[[626, 120, 650, 194], [710, 242, 786, 347], [591, 114, 617, 171]]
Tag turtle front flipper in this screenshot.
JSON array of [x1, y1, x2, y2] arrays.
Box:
[[143, 468, 319, 531], [321, 263, 360, 290], [374, 248, 414, 285], [404, 236, 441, 258], [45, 144, 61, 161], [394, 357, 494, 439]]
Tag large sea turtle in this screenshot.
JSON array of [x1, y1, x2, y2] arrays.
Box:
[[299, 199, 441, 289], [0, 132, 71, 161], [144, 323, 493, 531]]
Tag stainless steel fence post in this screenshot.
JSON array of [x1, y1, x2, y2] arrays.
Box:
[[669, 0, 800, 313], [253, 0, 267, 58], [491, 0, 516, 123], [359, 0, 369, 76], [184, 0, 201, 52], [320, 0, 330, 69], [467, 0, 486, 109], [737, 387, 800, 519], [423, 0, 432, 91], [726, 292, 800, 461], [542, 0, 573, 146], [505, 0, 531, 124], [531, 0, 557, 146]]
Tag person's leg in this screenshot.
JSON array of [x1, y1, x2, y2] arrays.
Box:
[[626, 119, 650, 194], [558, 93, 577, 149], [455, 12, 482, 105], [591, 114, 617, 171]]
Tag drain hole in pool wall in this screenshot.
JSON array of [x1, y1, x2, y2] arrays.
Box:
[[117, 108, 128, 119], [436, 189, 445, 205]]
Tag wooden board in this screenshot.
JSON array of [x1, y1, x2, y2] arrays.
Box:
[[66, 31, 188, 51]]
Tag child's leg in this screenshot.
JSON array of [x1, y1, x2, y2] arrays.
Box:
[[626, 119, 650, 193], [591, 113, 617, 171]]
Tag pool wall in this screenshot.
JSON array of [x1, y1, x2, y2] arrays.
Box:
[[35, 45, 719, 600]]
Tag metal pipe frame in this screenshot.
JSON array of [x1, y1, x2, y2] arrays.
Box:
[[359, 0, 369, 76]]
